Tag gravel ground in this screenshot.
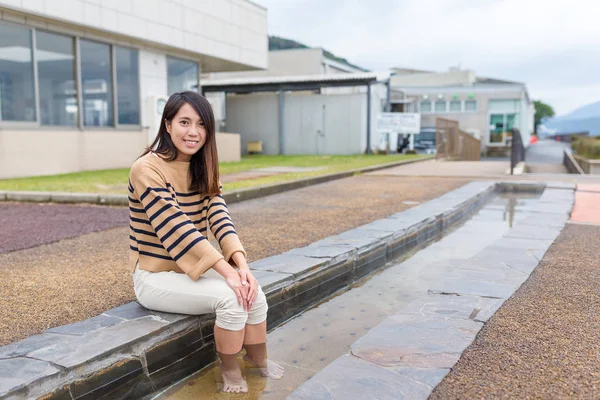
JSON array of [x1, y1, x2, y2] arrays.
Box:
[[1, 175, 467, 345], [430, 223, 600, 399], [0, 203, 128, 253]]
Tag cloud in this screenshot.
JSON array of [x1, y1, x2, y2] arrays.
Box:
[[256, 0, 600, 115]]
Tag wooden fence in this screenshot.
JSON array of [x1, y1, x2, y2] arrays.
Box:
[[435, 118, 481, 161]]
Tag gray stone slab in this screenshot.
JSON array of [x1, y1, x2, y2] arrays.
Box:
[[473, 246, 544, 275], [391, 366, 451, 389], [399, 294, 505, 323], [449, 268, 526, 287], [286, 245, 354, 260], [251, 269, 294, 291], [6, 191, 52, 202], [28, 317, 168, 369], [516, 213, 569, 228], [504, 224, 562, 241], [249, 253, 328, 277], [528, 203, 571, 215], [545, 182, 576, 190], [429, 278, 516, 299], [351, 314, 482, 368], [103, 301, 189, 323], [360, 218, 413, 233], [0, 191, 6, 201], [45, 314, 124, 336], [0, 334, 62, 359], [493, 237, 553, 251], [498, 181, 545, 192], [0, 357, 60, 396], [288, 355, 431, 400]]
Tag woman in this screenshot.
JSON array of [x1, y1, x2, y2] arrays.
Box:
[[128, 91, 284, 393]]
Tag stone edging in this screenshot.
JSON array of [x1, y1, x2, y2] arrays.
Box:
[[289, 181, 576, 399], [0, 156, 433, 206], [573, 154, 600, 174], [0, 179, 562, 399]]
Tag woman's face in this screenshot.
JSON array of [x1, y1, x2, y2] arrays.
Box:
[[166, 102, 207, 162]]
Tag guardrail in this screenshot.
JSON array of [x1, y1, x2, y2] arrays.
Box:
[[435, 118, 481, 161]]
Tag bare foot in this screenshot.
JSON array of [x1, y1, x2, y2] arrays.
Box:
[[221, 367, 248, 393], [243, 356, 285, 379]]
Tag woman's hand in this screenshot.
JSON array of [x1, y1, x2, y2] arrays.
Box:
[[238, 269, 258, 310], [225, 271, 250, 312], [213, 259, 249, 311]]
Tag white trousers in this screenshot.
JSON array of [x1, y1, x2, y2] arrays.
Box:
[[133, 265, 268, 331]]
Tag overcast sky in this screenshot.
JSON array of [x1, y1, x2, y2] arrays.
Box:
[[255, 0, 599, 116]]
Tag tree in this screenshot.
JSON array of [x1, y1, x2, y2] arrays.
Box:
[[533, 100, 555, 133]]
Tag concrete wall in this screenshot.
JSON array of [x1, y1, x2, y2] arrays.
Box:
[[574, 155, 600, 174], [0, 128, 147, 179], [0, 129, 241, 178], [216, 132, 241, 162], [225, 93, 280, 155], [391, 69, 476, 87], [223, 89, 384, 155], [283, 92, 364, 155], [207, 48, 324, 80], [0, 0, 268, 71]]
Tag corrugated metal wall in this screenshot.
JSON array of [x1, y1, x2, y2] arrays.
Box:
[[225, 92, 367, 155]]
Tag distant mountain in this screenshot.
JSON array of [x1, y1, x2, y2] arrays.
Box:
[[541, 100, 600, 136], [557, 100, 600, 121], [268, 36, 309, 51], [268, 36, 368, 72]]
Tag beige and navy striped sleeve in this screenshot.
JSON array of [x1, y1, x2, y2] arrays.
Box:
[[208, 185, 246, 262], [132, 171, 224, 280]]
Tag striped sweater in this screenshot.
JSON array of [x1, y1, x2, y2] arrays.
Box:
[[128, 153, 246, 281]]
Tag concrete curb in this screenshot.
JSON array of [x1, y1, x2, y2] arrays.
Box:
[[0, 156, 433, 206], [0, 179, 563, 400]]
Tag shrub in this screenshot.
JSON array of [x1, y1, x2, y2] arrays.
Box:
[[571, 136, 600, 160]]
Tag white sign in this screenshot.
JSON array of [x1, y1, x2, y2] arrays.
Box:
[[377, 112, 421, 134]]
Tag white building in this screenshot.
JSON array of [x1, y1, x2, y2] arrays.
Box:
[[390, 67, 534, 155], [205, 47, 368, 129], [0, 0, 268, 179]]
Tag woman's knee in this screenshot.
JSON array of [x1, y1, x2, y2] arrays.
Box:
[[215, 291, 248, 331], [247, 287, 268, 325]]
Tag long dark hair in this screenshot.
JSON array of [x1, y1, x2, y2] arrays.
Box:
[[143, 91, 220, 196]]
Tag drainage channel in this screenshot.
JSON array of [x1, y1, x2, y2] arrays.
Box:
[[148, 192, 540, 400]]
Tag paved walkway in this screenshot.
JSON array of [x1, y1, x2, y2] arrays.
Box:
[[370, 158, 600, 184], [0, 176, 467, 345], [525, 140, 572, 164]]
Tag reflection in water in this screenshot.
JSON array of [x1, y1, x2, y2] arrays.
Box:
[[498, 192, 540, 228], [504, 196, 517, 228]]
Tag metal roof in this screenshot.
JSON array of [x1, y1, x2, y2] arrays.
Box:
[[201, 71, 391, 93]]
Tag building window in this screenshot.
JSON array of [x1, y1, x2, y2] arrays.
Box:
[[36, 31, 78, 126], [434, 100, 447, 112], [465, 100, 477, 112], [115, 47, 140, 125], [0, 22, 36, 122], [449, 100, 461, 112], [167, 56, 199, 94], [80, 40, 114, 127], [420, 101, 432, 113]]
